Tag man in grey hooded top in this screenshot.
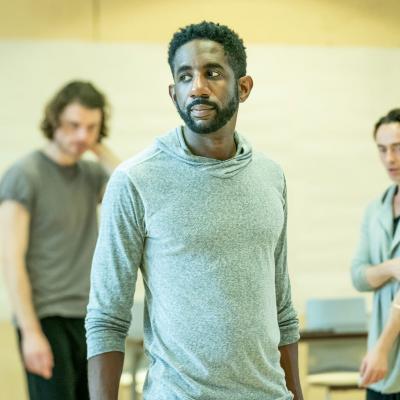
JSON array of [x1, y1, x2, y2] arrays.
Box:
[[86, 21, 302, 400]]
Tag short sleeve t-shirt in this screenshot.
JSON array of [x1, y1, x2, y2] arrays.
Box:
[[0, 150, 109, 319]]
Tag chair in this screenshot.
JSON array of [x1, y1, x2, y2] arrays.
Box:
[[303, 297, 368, 400]]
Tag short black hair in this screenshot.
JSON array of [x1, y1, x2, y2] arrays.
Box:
[[374, 108, 400, 139], [40, 80, 109, 142], [168, 21, 247, 79]]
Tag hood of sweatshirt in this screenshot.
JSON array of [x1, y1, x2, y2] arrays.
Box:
[[156, 127, 252, 179]]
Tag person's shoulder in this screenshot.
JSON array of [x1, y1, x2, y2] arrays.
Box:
[[0, 151, 43, 209], [117, 143, 162, 178], [253, 151, 285, 180], [2, 151, 42, 179], [364, 185, 394, 215]]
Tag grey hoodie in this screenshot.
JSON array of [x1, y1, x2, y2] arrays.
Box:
[[86, 127, 299, 400]]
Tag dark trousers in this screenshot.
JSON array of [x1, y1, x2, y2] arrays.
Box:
[[367, 389, 400, 400], [17, 316, 89, 400]]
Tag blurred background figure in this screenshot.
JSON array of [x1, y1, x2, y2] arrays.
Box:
[[351, 109, 400, 399], [0, 81, 119, 400]]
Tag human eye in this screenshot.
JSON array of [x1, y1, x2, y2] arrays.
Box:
[[207, 70, 221, 79], [88, 124, 98, 133], [378, 146, 386, 154], [178, 73, 191, 82], [63, 121, 78, 130]]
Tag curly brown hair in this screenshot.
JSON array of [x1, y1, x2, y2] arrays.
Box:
[[40, 81, 110, 142]]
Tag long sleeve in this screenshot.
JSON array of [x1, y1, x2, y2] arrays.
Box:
[[351, 206, 375, 292], [85, 169, 145, 358], [275, 176, 300, 346]]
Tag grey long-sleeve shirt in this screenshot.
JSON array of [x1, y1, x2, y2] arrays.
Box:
[[86, 127, 299, 400]]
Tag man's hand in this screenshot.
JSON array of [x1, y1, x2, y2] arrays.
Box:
[[359, 348, 388, 387], [22, 330, 54, 379], [366, 257, 400, 288], [90, 142, 105, 157], [90, 143, 120, 174]]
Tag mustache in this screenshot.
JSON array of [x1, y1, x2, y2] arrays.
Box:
[[186, 99, 218, 113]]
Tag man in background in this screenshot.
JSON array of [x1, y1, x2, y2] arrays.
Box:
[[0, 81, 119, 400], [352, 109, 400, 399], [86, 21, 302, 400]]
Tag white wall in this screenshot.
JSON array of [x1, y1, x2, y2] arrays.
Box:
[[1, 41, 399, 318]]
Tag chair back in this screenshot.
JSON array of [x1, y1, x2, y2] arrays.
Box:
[[305, 297, 368, 374]]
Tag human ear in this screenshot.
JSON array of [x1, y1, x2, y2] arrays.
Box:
[[169, 84, 177, 104], [238, 76, 254, 103]]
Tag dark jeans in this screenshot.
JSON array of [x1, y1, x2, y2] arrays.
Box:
[[17, 316, 89, 400], [367, 389, 400, 400]]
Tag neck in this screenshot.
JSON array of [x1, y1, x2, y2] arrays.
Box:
[[182, 120, 237, 161], [43, 142, 77, 166]]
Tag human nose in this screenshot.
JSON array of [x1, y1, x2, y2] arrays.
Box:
[[76, 127, 90, 141], [385, 149, 395, 164], [190, 73, 211, 98]]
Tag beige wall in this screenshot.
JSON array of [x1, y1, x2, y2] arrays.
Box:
[[0, 41, 399, 318], [0, 0, 400, 46]]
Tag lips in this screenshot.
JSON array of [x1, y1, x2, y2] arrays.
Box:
[[190, 105, 215, 118], [191, 105, 214, 111]]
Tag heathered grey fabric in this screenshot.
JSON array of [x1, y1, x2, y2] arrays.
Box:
[[351, 185, 400, 394], [86, 127, 299, 400], [0, 150, 108, 319]]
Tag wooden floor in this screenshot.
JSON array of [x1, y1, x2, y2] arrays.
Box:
[[0, 320, 364, 400]]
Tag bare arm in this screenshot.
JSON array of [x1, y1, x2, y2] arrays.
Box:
[[360, 291, 400, 387], [364, 258, 400, 289], [88, 352, 124, 400], [91, 143, 120, 174], [0, 200, 53, 378], [279, 342, 303, 400]]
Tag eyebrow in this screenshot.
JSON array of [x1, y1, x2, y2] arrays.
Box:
[[377, 143, 400, 147], [63, 120, 100, 127], [175, 62, 226, 75], [204, 62, 225, 70], [176, 65, 191, 75]]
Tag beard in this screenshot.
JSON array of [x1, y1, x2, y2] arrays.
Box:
[[53, 135, 86, 160], [176, 89, 239, 134]]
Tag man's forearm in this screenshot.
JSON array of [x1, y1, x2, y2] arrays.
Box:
[[1, 201, 40, 335], [279, 342, 303, 400], [88, 351, 124, 400], [376, 293, 400, 353], [4, 259, 42, 335], [365, 260, 396, 289]]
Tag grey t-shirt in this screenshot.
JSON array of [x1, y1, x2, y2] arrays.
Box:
[[0, 150, 108, 319]]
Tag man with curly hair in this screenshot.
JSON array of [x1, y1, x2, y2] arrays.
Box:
[[87, 21, 303, 400], [0, 81, 119, 400]]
